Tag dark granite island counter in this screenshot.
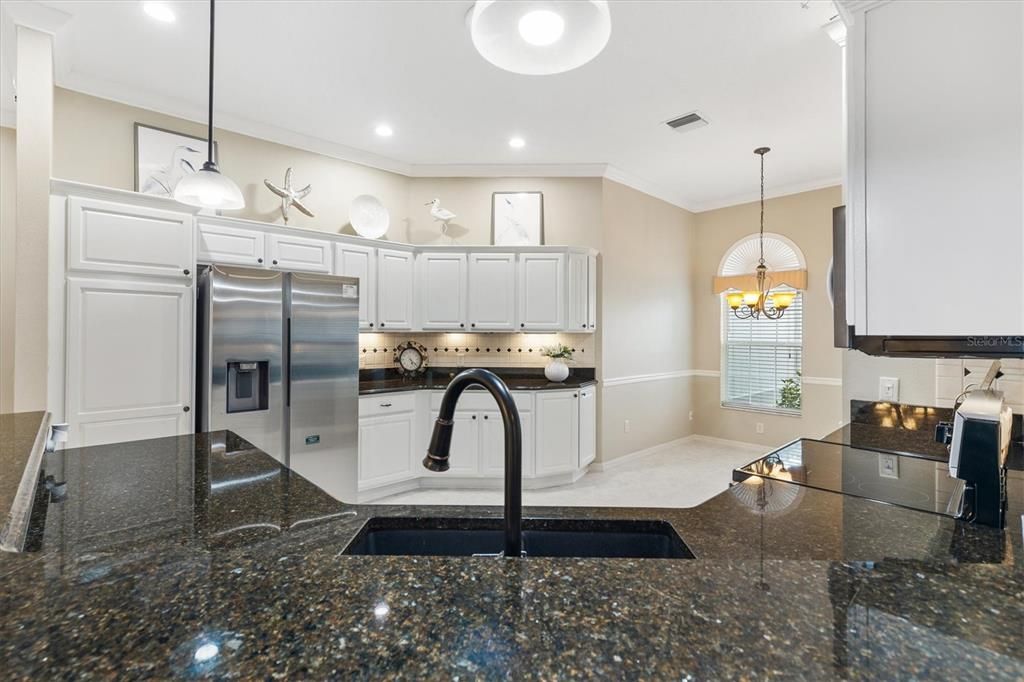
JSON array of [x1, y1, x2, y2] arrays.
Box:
[[1, 431, 1021, 680]]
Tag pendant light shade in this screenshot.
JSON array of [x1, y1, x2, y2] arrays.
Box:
[[173, 0, 244, 210], [469, 1, 611, 76]]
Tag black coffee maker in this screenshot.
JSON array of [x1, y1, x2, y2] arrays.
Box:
[[945, 390, 1012, 528]]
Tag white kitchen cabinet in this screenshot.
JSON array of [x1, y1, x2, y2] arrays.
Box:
[[68, 197, 193, 280], [427, 410, 479, 475], [417, 252, 468, 330], [197, 221, 265, 267], [534, 389, 579, 475], [566, 252, 589, 332], [517, 253, 565, 331], [377, 248, 415, 330], [65, 278, 193, 447], [358, 407, 416, 490], [587, 254, 598, 331], [578, 385, 596, 468], [266, 232, 332, 273], [334, 242, 377, 330], [846, 0, 1024, 335], [468, 252, 517, 331], [480, 409, 534, 478]]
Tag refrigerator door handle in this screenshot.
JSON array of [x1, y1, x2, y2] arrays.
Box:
[[285, 317, 292, 408]]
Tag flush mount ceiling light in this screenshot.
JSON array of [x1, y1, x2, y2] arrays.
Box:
[[173, 0, 245, 210], [142, 1, 176, 23], [374, 123, 394, 137], [469, 1, 611, 76], [508, 136, 525, 149]]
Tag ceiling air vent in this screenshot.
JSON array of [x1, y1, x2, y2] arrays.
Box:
[[665, 111, 709, 133]]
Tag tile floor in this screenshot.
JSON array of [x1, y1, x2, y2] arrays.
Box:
[[369, 437, 768, 509]]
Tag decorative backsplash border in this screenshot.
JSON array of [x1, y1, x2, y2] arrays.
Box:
[[358, 332, 596, 370]]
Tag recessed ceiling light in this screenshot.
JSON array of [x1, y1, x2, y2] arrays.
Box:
[[518, 10, 565, 47], [142, 2, 176, 23], [509, 137, 526, 149], [375, 124, 394, 137]]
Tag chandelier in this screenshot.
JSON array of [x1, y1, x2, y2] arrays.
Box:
[[725, 148, 795, 320]]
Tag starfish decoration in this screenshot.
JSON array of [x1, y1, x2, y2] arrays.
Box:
[[264, 168, 314, 224]]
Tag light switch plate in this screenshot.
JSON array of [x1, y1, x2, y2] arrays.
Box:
[[878, 453, 900, 479], [879, 377, 900, 402]]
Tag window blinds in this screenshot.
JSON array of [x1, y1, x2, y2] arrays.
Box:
[[722, 291, 803, 412]]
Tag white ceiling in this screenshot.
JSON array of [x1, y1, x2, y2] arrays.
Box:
[[6, 0, 843, 211]]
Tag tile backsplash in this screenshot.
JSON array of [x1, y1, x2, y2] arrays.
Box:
[[358, 332, 595, 370], [936, 358, 1024, 414]]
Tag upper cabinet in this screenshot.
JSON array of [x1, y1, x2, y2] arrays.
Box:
[[587, 254, 598, 331], [518, 252, 565, 331], [468, 252, 517, 331], [197, 220, 265, 267], [845, 0, 1024, 336], [377, 248, 415, 330], [334, 242, 377, 330], [566, 252, 589, 332], [68, 197, 193, 280], [266, 232, 332, 273], [417, 252, 468, 330]]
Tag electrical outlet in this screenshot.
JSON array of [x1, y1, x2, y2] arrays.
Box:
[[756, 422, 765, 434], [878, 453, 899, 479], [879, 377, 900, 402], [688, 410, 694, 421], [624, 419, 631, 433]]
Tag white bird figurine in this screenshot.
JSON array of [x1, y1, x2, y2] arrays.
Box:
[[425, 198, 457, 241]]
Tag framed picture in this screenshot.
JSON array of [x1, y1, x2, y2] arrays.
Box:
[[134, 123, 216, 197], [492, 191, 544, 246]]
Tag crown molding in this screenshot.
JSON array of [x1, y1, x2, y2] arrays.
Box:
[[57, 71, 416, 177], [408, 162, 609, 179], [602, 164, 695, 212], [689, 176, 843, 213], [1, 1, 71, 36]]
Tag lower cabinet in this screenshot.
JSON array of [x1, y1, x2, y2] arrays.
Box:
[[578, 386, 596, 467], [480, 410, 534, 478], [428, 410, 479, 476], [535, 389, 580, 476], [357, 396, 416, 490]]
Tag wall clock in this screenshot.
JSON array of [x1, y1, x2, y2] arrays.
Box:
[[394, 341, 428, 376]]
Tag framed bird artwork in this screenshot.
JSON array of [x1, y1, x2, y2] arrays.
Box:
[[492, 191, 544, 246], [134, 123, 216, 198]]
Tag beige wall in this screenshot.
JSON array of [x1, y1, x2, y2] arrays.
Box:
[[842, 353, 937, 408], [599, 179, 697, 461], [0, 126, 15, 412], [53, 88, 411, 240], [691, 186, 845, 446]]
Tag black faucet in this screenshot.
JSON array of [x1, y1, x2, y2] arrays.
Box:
[[423, 368, 523, 557]]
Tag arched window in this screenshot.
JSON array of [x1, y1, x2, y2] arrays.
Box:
[[718, 234, 805, 413]]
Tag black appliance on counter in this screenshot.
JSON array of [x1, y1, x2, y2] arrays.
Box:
[[831, 206, 1024, 357]]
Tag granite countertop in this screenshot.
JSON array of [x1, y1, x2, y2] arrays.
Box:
[[0, 411, 50, 552], [359, 366, 597, 395], [1, 430, 1021, 679]]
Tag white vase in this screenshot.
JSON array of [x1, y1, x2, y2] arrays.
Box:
[[544, 359, 570, 382]]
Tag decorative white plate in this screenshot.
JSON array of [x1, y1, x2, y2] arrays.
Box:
[[350, 194, 390, 239]]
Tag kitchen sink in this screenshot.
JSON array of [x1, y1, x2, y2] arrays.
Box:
[[341, 517, 695, 559]]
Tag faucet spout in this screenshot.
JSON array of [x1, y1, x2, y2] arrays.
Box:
[[423, 368, 523, 557]]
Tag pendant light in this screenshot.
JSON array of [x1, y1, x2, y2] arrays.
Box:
[[469, 1, 611, 76], [725, 147, 795, 320], [173, 0, 245, 210]]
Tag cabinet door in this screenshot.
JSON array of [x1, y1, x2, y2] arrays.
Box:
[[197, 221, 265, 267], [468, 252, 517, 331], [851, 1, 1024, 335], [68, 197, 193, 279], [418, 252, 468, 330], [517, 253, 565, 331], [335, 242, 377, 330], [266, 233, 332, 273], [377, 248, 414, 330], [358, 411, 415, 489], [586, 254, 597, 331], [65, 278, 193, 447], [480, 409, 534, 478], [566, 252, 589, 332], [427, 410, 479, 476], [534, 390, 579, 475], [578, 386, 596, 468]]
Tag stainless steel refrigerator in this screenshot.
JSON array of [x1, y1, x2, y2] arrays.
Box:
[[196, 265, 359, 501]]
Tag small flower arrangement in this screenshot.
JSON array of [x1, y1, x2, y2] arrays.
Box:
[[540, 344, 574, 360]]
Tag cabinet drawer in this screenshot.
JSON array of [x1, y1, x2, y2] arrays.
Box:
[[68, 197, 193, 278], [428, 390, 533, 413], [360, 392, 417, 417]]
